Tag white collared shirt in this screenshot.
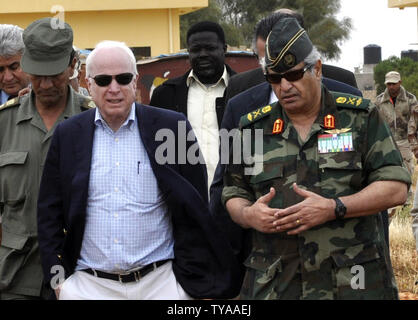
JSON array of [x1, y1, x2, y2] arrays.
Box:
[[186, 67, 229, 193]]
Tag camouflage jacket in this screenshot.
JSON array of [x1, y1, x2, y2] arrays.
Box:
[[405, 90, 418, 152], [222, 87, 411, 300], [376, 85, 418, 145]]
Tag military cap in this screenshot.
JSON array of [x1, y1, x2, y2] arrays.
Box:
[[384, 71, 401, 84], [21, 17, 73, 76], [265, 17, 313, 73]]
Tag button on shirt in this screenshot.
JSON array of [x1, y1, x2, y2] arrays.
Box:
[[76, 104, 174, 273], [187, 67, 229, 191]]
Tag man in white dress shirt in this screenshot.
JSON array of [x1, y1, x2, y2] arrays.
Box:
[[149, 21, 236, 192]]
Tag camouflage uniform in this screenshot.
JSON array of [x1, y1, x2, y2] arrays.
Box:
[[222, 87, 411, 300], [375, 85, 418, 175], [407, 92, 418, 250]]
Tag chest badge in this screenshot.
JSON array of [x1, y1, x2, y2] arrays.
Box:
[[324, 114, 335, 129], [272, 118, 284, 134]]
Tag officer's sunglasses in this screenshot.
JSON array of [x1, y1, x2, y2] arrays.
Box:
[[90, 73, 134, 87], [264, 64, 313, 84]]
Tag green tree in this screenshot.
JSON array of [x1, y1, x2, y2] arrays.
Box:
[[374, 56, 418, 97], [180, 0, 352, 60], [217, 0, 281, 44], [179, 0, 244, 48]]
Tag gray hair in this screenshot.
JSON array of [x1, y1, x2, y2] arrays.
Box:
[[0, 24, 24, 57], [304, 46, 321, 71], [86, 40, 138, 77], [260, 46, 321, 73]]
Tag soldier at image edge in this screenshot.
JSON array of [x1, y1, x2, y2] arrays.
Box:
[[0, 17, 93, 300]]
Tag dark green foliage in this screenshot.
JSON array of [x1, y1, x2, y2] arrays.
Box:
[[374, 56, 418, 97], [180, 0, 352, 60]]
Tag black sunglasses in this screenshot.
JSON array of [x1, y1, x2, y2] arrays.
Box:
[[264, 64, 313, 84], [90, 73, 134, 87]]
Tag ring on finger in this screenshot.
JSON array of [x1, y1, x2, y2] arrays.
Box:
[[296, 219, 301, 225]]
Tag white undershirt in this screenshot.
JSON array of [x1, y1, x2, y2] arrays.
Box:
[[269, 87, 278, 104]]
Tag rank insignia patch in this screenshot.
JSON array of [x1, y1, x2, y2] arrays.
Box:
[[324, 114, 335, 129], [272, 118, 284, 134]]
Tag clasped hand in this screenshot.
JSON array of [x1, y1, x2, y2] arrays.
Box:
[[244, 183, 335, 235]]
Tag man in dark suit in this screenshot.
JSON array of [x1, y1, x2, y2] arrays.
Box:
[[37, 41, 239, 300], [150, 21, 236, 190]]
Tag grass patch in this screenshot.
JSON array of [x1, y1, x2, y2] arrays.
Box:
[[388, 161, 417, 297]]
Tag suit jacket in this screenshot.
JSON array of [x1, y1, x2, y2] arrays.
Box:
[[223, 68, 266, 103], [209, 79, 363, 293], [149, 65, 236, 126], [37, 103, 241, 299]]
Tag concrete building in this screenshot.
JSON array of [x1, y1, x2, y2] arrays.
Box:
[[0, 0, 208, 59], [354, 44, 382, 101]]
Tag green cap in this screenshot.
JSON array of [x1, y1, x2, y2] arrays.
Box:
[[265, 17, 313, 73], [21, 17, 73, 76]]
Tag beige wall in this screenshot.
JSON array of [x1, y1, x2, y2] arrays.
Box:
[[0, 0, 207, 56], [388, 0, 418, 8], [1, 0, 207, 13]]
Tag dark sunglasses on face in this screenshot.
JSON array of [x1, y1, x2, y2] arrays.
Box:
[[264, 64, 313, 84], [90, 73, 134, 87]]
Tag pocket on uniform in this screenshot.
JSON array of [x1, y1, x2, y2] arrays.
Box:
[[319, 152, 363, 197], [249, 162, 284, 208], [0, 230, 30, 290], [0, 152, 28, 167], [249, 163, 283, 185], [242, 252, 282, 299], [329, 243, 394, 299], [0, 152, 28, 202], [1, 230, 29, 250]]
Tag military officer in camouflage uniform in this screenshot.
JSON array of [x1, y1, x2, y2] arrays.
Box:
[[222, 18, 410, 300], [0, 18, 93, 300]]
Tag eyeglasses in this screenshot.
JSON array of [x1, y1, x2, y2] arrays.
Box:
[[90, 73, 134, 87], [264, 64, 313, 84]]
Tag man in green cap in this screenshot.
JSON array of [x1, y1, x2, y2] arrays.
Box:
[[222, 17, 410, 299], [0, 17, 93, 300]]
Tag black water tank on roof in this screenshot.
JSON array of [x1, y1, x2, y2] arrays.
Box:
[[364, 44, 381, 65], [401, 50, 418, 61]]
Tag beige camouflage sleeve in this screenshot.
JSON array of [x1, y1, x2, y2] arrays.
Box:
[[408, 94, 418, 156]]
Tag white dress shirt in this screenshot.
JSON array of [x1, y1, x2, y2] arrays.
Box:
[[186, 67, 229, 192]]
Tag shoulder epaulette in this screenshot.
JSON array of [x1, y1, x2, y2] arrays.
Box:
[[332, 91, 370, 111], [0, 97, 21, 112], [240, 104, 273, 128]]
